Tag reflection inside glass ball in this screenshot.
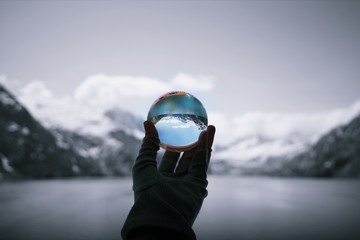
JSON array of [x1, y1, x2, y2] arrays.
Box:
[[147, 91, 208, 152]]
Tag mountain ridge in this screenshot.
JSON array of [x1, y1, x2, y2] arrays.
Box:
[[1, 83, 359, 179], [210, 113, 360, 177], [0, 84, 141, 179]]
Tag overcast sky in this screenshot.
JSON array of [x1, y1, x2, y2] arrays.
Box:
[[1, 0, 360, 120]]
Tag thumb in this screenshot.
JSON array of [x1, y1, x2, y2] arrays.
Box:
[[132, 121, 161, 191], [188, 125, 216, 179], [144, 120, 158, 138]]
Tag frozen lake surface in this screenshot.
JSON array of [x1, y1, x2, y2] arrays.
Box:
[[1, 176, 360, 240]]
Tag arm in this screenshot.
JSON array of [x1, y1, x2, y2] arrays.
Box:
[[121, 121, 216, 240]]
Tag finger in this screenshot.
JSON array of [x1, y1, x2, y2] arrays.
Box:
[[159, 151, 180, 173], [175, 147, 196, 175], [188, 126, 216, 179], [203, 125, 216, 166], [198, 125, 215, 150], [134, 121, 159, 167], [144, 120, 158, 138], [206, 125, 216, 148], [132, 121, 161, 191]]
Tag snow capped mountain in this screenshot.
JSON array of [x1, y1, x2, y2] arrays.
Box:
[[2, 78, 360, 178], [104, 108, 144, 139], [209, 100, 360, 175], [0, 84, 96, 179], [285, 114, 360, 177], [17, 81, 143, 140], [210, 113, 360, 177], [10, 80, 145, 174], [213, 134, 309, 166], [0, 83, 142, 179], [210, 134, 309, 175]]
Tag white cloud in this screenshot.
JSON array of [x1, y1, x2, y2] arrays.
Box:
[[20, 80, 53, 101], [0, 74, 7, 85], [13, 73, 360, 163], [210, 101, 360, 163], [73, 73, 214, 114], [16, 73, 216, 136], [19, 81, 115, 136], [75, 74, 170, 100], [19, 80, 56, 121], [209, 99, 360, 147], [170, 73, 215, 92], [213, 135, 307, 164], [14, 73, 360, 149], [0, 74, 23, 96]]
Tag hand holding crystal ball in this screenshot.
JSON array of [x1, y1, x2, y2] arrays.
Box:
[[147, 91, 208, 152]]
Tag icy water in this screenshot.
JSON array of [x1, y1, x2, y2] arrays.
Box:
[[1, 176, 360, 240]]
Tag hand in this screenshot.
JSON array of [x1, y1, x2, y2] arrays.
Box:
[[122, 121, 215, 240], [133, 121, 216, 222]]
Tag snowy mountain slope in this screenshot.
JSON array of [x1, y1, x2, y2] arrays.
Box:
[[0, 84, 100, 179], [2, 80, 360, 178], [212, 134, 309, 165], [48, 108, 143, 176], [37, 106, 144, 176], [210, 134, 310, 175], [9, 80, 145, 176], [285, 113, 360, 177], [209, 99, 360, 176], [210, 113, 360, 177], [0, 84, 142, 179], [51, 126, 141, 176]]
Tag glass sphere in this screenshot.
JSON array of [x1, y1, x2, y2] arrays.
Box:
[[147, 91, 208, 152]]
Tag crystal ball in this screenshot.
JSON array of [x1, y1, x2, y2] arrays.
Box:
[[147, 91, 208, 152]]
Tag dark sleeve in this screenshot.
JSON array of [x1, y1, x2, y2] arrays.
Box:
[[121, 178, 205, 240]]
